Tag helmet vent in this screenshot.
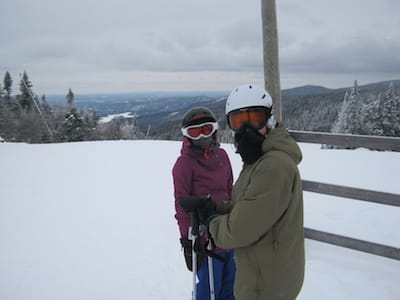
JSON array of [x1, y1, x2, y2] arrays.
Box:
[[262, 94, 266, 99]]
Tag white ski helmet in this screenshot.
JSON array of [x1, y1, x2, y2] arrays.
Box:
[[225, 84, 273, 115], [225, 84, 276, 130]]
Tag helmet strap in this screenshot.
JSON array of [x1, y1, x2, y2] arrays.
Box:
[[267, 115, 276, 129]]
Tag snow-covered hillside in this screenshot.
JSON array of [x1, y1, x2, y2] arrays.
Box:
[[1, 140, 399, 299]]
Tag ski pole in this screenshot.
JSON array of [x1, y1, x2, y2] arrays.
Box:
[[190, 212, 200, 300], [207, 238, 215, 300]]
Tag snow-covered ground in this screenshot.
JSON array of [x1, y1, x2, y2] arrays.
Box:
[[1, 140, 399, 299]]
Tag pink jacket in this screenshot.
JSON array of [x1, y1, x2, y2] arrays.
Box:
[[173, 142, 233, 240]]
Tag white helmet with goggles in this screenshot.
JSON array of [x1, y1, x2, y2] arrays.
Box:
[[225, 84, 274, 131]]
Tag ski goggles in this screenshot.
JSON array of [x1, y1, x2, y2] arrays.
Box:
[[181, 122, 218, 140], [228, 108, 268, 131]]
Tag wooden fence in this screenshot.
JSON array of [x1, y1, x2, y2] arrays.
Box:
[[289, 130, 400, 260]]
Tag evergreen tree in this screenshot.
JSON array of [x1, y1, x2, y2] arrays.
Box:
[[66, 88, 74, 107], [362, 94, 382, 136], [344, 81, 362, 134], [332, 81, 362, 135], [362, 82, 400, 137], [17, 71, 34, 110], [3, 71, 12, 100], [381, 82, 400, 136], [332, 92, 348, 134], [59, 108, 86, 142]]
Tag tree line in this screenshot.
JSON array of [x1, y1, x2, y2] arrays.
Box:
[[1, 71, 399, 144], [332, 81, 400, 137], [148, 80, 400, 142], [0, 71, 144, 143], [282, 80, 400, 138]]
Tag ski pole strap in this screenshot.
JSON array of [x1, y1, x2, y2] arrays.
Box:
[[193, 236, 203, 254], [204, 248, 225, 262], [204, 239, 225, 262]]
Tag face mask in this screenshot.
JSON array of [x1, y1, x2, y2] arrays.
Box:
[[191, 135, 214, 148], [234, 124, 265, 164]]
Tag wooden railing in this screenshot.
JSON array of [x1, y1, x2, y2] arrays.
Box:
[[290, 130, 400, 152], [289, 130, 400, 260]]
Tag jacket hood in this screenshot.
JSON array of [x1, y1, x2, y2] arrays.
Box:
[[262, 123, 302, 165]]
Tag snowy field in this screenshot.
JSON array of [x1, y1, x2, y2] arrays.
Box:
[[1, 140, 399, 299]]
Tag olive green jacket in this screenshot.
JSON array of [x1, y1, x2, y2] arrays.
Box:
[[209, 123, 305, 300]]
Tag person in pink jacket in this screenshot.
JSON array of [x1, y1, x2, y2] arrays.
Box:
[[173, 107, 235, 300]]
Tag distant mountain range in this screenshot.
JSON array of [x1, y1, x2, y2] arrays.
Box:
[[46, 79, 400, 138], [281, 85, 335, 97]]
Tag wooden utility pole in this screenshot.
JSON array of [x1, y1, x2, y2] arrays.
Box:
[[261, 0, 282, 122]]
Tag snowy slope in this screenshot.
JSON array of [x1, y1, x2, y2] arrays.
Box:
[[0, 140, 399, 299]]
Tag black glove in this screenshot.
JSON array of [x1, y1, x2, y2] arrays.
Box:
[[180, 237, 205, 272], [179, 196, 217, 224]]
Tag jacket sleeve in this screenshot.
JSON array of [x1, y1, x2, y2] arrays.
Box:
[[215, 200, 233, 214], [209, 154, 294, 249], [226, 151, 234, 197], [213, 149, 234, 214], [172, 156, 192, 238]]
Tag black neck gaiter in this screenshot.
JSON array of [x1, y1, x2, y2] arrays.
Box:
[[234, 124, 265, 164]]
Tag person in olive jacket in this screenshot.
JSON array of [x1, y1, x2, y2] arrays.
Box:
[[180, 84, 305, 300]]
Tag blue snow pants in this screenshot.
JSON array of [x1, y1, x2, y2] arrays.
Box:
[[196, 249, 236, 300]]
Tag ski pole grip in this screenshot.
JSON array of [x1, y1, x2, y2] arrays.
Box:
[[190, 212, 200, 236]]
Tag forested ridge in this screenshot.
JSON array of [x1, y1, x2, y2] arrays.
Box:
[[147, 80, 400, 141], [0, 70, 399, 144]]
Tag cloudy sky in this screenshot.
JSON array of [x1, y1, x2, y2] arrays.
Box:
[[1, 0, 399, 95]]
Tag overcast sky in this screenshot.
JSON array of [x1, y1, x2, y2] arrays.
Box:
[[1, 0, 399, 95]]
